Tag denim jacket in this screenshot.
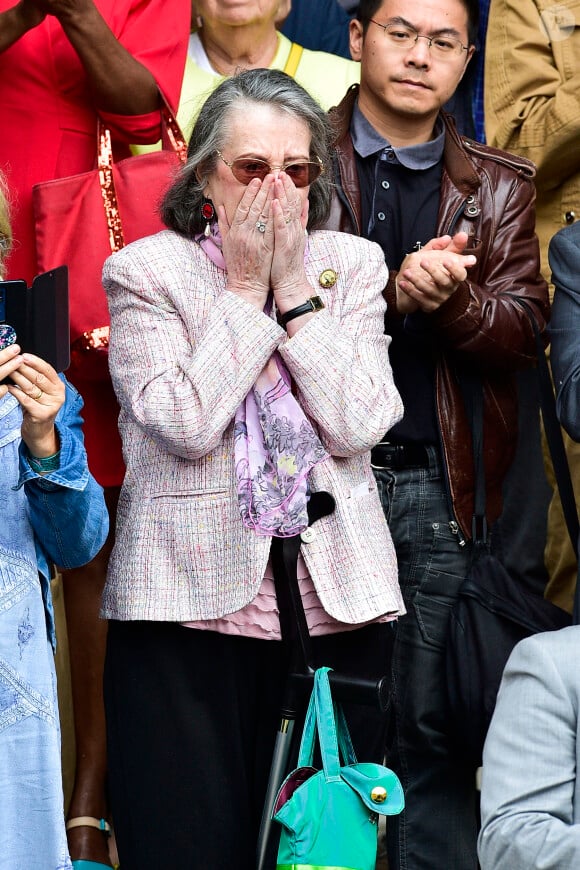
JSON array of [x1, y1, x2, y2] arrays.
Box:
[[0, 376, 108, 868], [5, 376, 109, 648]]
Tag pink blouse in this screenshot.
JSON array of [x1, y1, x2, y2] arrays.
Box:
[[183, 553, 394, 640]]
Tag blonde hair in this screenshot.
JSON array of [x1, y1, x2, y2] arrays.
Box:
[[0, 174, 12, 279]]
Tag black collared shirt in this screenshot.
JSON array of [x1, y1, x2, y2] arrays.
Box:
[[351, 103, 444, 444]]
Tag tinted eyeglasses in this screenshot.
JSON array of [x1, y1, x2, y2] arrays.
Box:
[[215, 150, 324, 187]]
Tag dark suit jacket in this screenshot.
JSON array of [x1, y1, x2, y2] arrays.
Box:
[[549, 222, 580, 441]]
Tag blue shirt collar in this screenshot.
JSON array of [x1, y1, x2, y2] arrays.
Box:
[[351, 101, 445, 170]]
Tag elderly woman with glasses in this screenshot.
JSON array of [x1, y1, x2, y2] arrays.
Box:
[[101, 68, 404, 869]]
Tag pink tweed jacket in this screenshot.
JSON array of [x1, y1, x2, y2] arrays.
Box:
[[102, 229, 405, 624]]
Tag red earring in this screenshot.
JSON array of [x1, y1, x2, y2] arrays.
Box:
[[202, 199, 215, 237]]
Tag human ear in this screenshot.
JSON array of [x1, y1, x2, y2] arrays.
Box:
[[349, 18, 364, 62]]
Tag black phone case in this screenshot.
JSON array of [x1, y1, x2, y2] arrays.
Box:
[[0, 265, 69, 372]]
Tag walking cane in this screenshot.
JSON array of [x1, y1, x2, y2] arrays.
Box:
[[256, 490, 390, 870]]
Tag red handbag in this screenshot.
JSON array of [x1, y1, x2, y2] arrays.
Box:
[[32, 103, 187, 349]]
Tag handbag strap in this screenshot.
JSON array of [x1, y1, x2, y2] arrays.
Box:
[[297, 668, 357, 778], [513, 298, 580, 549], [467, 296, 580, 617], [97, 97, 188, 254], [513, 297, 580, 622], [460, 362, 488, 558]]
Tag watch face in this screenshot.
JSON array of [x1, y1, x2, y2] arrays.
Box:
[[310, 296, 325, 312]]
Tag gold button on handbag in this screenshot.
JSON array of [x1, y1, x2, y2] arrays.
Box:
[[371, 787, 388, 804]]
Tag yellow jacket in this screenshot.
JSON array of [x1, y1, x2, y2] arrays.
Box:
[[136, 32, 359, 155], [178, 32, 359, 139]]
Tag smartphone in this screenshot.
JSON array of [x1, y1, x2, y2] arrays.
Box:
[[0, 265, 70, 373]]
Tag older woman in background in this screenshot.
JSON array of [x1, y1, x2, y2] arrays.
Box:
[[177, 0, 360, 139], [102, 69, 404, 869], [0, 177, 108, 868]]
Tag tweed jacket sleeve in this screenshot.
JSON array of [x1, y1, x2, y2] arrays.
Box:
[[281, 231, 402, 455], [104, 231, 285, 459], [103, 229, 402, 461], [478, 628, 580, 869]]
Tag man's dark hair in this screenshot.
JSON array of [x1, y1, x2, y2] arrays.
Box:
[[357, 0, 479, 47]]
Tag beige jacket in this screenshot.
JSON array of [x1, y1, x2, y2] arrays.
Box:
[[102, 229, 404, 624], [485, 0, 580, 287]]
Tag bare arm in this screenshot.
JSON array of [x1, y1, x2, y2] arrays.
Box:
[[0, 1, 45, 52], [2, 0, 159, 114]]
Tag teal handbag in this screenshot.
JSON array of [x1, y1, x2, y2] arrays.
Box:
[[272, 667, 404, 870]]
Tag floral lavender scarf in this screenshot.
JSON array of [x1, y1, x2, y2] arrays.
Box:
[[196, 225, 328, 537]]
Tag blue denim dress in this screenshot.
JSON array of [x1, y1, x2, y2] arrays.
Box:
[[0, 384, 108, 868]]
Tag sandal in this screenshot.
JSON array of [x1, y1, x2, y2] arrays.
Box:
[[66, 817, 114, 870]]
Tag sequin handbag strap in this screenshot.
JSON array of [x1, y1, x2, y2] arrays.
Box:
[[96, 96, 188, 255]]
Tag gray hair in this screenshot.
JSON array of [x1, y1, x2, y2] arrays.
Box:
[[161, 68, 334, 234]]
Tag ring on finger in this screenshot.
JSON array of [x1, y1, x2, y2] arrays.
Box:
[[255, 220, 266, 233], [32, 387, 43, 400]]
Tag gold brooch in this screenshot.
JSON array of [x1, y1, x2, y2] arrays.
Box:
[[319, 269, 337, 289]]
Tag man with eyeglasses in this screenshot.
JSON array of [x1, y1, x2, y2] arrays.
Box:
[[325, 1, 549, 868], [485, 0, 580, 634]]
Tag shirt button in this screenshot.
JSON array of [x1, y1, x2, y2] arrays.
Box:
[[381, 180, 390, 190], [387, 151, 396, 162], [377, 212, 386, 221], [300, 527, 317, 544]]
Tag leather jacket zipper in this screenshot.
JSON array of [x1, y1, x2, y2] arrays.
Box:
[[445, 198, 470, 237]]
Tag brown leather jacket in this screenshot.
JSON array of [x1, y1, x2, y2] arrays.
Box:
[[325, 85, 550, 538]]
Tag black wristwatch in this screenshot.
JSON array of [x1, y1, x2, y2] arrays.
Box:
[[280, 296, 325, 326]]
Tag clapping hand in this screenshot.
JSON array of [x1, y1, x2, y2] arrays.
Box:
[[396, 231, 477, 314]]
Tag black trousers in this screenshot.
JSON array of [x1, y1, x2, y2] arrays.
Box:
[[104, 620, 393, 870]]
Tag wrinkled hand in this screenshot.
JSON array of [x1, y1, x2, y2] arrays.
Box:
[[217, 171, 313, 323], [270, 173, 310, 308], [0, 345, 65, 457], [396, 232, 477, 315], [218, 177, 275, 309]]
